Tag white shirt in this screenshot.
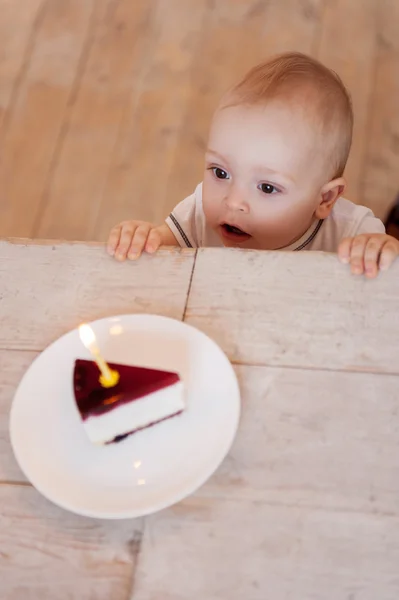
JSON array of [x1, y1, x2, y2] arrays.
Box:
[[166, 182, 385, 252]]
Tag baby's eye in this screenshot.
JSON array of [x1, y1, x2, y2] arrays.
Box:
[[258, 183, 278, 194], [212, 167, 230, 180]]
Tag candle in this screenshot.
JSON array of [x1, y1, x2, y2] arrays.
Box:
[[78, 324, 120, 388]]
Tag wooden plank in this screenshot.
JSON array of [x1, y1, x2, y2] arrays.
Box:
[[93, 0, 209, 241], [133, 362, 399, 598], [361, 0, 399, 220], [0, 0, 95, 239], [317, 0, 377, 203], [4, 352, 399, 598], [35, 0, 155, 241], [0, 484, 142, 600], [205, 365, 399, 516], [184, 248, 399, 373], [0, 240, 195, 350], [0, 0, 44, 131], [5, 359, 398, 512], [0, 350, 38, 482], [133, 495, 399, 600], [164, 0, 324, 229]]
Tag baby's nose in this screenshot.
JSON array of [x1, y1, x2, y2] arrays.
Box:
[[225, 191, 248, 212]]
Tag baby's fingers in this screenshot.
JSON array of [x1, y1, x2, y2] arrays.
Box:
[[145, 229, 162, 254], [107, 225, 122, 256], [128, 223, 152, 259], [338, 237, 353, 264], [345, 235, 369, 275], [379, 238, 399, 272], [364, 237, 384, 279], [115, 223, 138, 261]]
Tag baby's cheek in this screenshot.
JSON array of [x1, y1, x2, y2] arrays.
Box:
[[253, 203, 313, 249], [202, 195, 219, 227], [255, 204, 295, 232]]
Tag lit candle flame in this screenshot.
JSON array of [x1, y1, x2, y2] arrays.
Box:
[[79, 323, 97, 349], [78, 324, 120, 388]]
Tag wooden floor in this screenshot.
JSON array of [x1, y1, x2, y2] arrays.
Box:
[[0, 0, 398, 242]]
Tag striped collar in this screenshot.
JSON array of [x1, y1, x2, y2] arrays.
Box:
[[279, 219, 324, 252]]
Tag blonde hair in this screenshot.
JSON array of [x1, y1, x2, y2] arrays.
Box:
[[225, 52, 353, 179]]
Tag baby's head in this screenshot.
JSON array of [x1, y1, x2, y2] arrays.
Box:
[[202, 52, 353, 249]]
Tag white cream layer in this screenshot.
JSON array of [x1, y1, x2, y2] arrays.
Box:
[[84, 381, 184, 444]]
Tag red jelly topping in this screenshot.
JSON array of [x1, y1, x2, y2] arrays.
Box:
[[73, 359, 180, 420]]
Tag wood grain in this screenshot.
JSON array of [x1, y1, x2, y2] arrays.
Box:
[[133, 495, 399, 600], [93, 0, 209, 241], [2, 241, 399, 598], [1, 0, 397, 240], [0, 0, 44, 131], [35, 0, 155, 241], [0, 240, 195, 350], [0, 0, 95, 238], [205, 365, 399, 517], [317, 0, 377, 202], [0, 484, 143, 600], [0, 350, 38, 482], [184, 248, 399, 373], [361, 0, 399, 220]]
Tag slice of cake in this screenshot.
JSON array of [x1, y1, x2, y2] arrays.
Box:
[[73, 359, 184, 444]]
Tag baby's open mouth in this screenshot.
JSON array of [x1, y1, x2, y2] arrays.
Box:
[[220, 223, 251, 242], [224, 224, 246, 235]]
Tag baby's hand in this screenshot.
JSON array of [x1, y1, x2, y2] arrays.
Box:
[[338, 233, 399, 278], [107, 220, 162, 261]]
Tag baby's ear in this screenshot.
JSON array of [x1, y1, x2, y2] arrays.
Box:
[[315, 178, 346, 219]]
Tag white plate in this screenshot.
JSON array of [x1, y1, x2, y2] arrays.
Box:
[[10, 314, 240, 519]]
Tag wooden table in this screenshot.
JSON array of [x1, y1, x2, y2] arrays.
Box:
[[2, 239, 399, 600]]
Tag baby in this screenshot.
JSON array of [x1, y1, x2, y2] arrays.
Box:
[[107, 52, 399, 278]]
